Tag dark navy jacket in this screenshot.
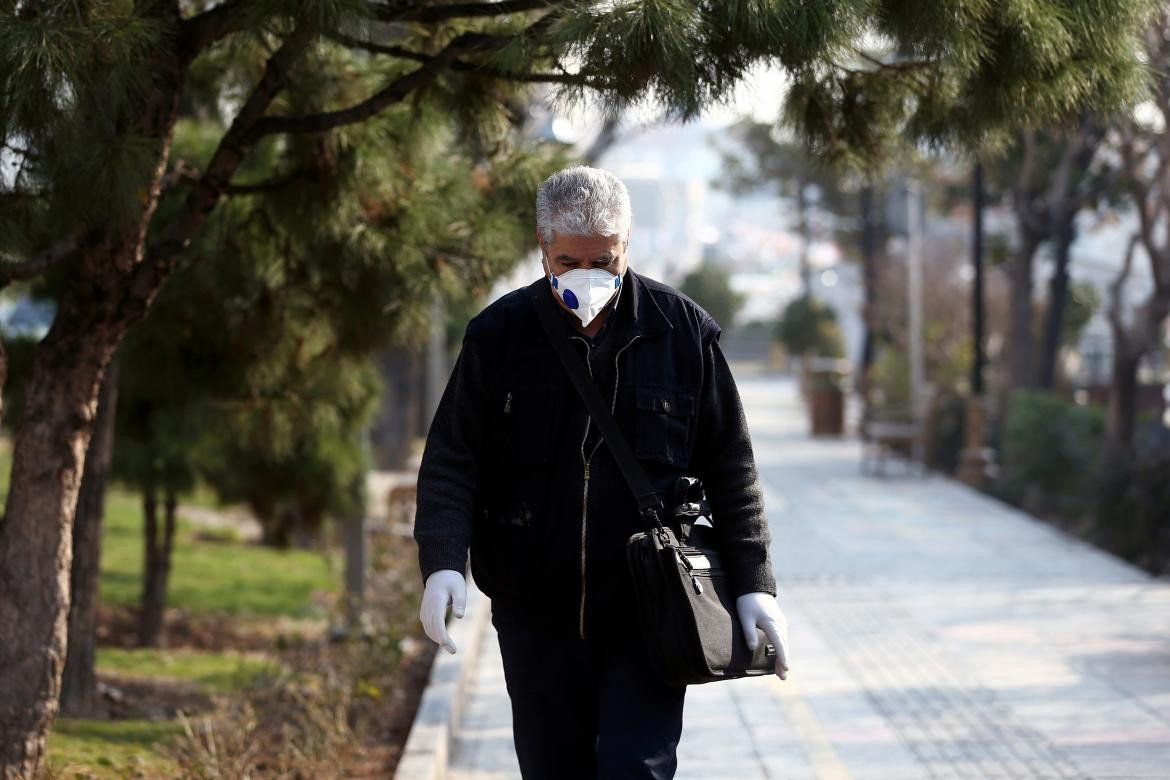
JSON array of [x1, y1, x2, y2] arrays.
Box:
[[414, 267, 776, 642]]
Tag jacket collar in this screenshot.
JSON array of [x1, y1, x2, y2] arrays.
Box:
[[527, 266, 672, 341]]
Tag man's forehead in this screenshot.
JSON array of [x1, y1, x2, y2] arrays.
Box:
[[545, 233, 625, 261], [551, 247, 618, 260]]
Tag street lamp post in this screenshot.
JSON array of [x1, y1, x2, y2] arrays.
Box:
[[958, 160, 992, 486], [906, 179, 926, 465]]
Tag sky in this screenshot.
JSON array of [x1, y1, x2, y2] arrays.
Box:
[[549, 61, 792, 145]]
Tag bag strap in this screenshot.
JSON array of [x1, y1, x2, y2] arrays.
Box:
[[528, 284, 666, 527]]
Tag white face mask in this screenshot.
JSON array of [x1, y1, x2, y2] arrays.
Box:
[[543, 253, 622, 328]]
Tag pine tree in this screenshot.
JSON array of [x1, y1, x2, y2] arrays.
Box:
[[0, 1, 1155, 772]]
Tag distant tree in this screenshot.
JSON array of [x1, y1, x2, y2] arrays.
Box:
[[711, 120, 856, 296], [980, 121, 1109, 393], [678, 261, 745, 329], [1106, 8, 1170, 450]]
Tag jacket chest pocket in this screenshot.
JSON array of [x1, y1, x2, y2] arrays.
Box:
[[632, 385, 696, 467], [496, 386, 559, 464]]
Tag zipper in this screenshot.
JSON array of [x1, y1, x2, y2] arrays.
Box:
[[569, 331, 646, 640], [675, 547, 726, 594], [503, 390, 512, 414], [569, 335, 595, 640], [581, 461, 590, 636]]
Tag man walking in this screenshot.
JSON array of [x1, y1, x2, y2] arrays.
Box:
[[415, 165, 789, 778]]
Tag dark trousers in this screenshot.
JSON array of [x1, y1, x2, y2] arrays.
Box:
[[494, 616, 688, 779]]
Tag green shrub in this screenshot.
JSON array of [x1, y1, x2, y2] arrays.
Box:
[[776, 295, 844, 358], [999, 390, 1105, 514], [1095, 423, 1170, 574], [926, 393, 967, 474], [867, 345, 911, 414]]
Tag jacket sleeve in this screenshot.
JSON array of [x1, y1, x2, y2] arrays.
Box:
[[413, 325, 491, 586], [691, 317, 778, 599]]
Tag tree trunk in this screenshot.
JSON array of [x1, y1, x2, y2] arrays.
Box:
[[1039, 218, 1075, 390], [138, 484, 177, 648], [1007, 234, 1040, 390], [59, 353, 121, 717], [0, 260, 132, 775], [1106, 343, 1141, 449], [1106, 290, 1170, 448]]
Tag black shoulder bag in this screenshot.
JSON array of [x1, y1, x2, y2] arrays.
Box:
[[529, 285, 778, 686]]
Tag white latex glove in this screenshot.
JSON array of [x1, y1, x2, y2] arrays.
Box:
[[736, 592, 790, 679], [420, 569, 467, 654]]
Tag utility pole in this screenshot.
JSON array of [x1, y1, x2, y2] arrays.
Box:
[[959, 160, 992, 486], [798, 181, 812, 296], [906, 178, 926, 465], [426, 291, 446, 429], [341, 425, 370, 639], [859, 183, 878, 426]]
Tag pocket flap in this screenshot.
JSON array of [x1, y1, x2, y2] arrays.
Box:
[[634, 386, 695, 416], [482, 500, 537, 527]]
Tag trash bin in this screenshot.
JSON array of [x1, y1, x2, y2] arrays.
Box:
[[805, 357, 849, 436]]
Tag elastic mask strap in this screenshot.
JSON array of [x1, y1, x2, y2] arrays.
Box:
[[541, 251, 559, 290]]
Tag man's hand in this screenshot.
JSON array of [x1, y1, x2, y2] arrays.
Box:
[[420, 569, 467, 654], [736, 592, 790, 679]]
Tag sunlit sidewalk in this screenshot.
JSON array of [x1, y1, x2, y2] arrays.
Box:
[[441, 370, 1170, 780]]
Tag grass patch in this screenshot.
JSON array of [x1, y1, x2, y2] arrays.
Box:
[[96, 647, 283, 694], [0, 434, 339, 620], [47, 718, 183, 778], [98, 487, 340, 618]]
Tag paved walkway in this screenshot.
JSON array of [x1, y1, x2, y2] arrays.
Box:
[[445, 371, 1170, 779]]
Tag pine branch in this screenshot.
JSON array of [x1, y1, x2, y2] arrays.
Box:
[[251, 36, 466, 136], [0, 239, 77, 288], [374, 0, 554, 23], [180, 0, 250, 62], [127, 24, 317, 313], [225, 168, 318, 194], [326, 31, 597, 86], [849, 49, 932, 93], [255, 13, 560, 136]]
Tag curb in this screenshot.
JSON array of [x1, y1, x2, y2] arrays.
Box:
[[395, 569, 490, 780]]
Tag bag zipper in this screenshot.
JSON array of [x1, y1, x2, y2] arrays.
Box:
[[674, 547, 726, 592]]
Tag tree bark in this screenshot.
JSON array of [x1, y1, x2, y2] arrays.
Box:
[[59, 353, 120, 717], [0, 257, 134, 776]]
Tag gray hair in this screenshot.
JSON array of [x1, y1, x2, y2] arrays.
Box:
[[535, 165, 632, 244]]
